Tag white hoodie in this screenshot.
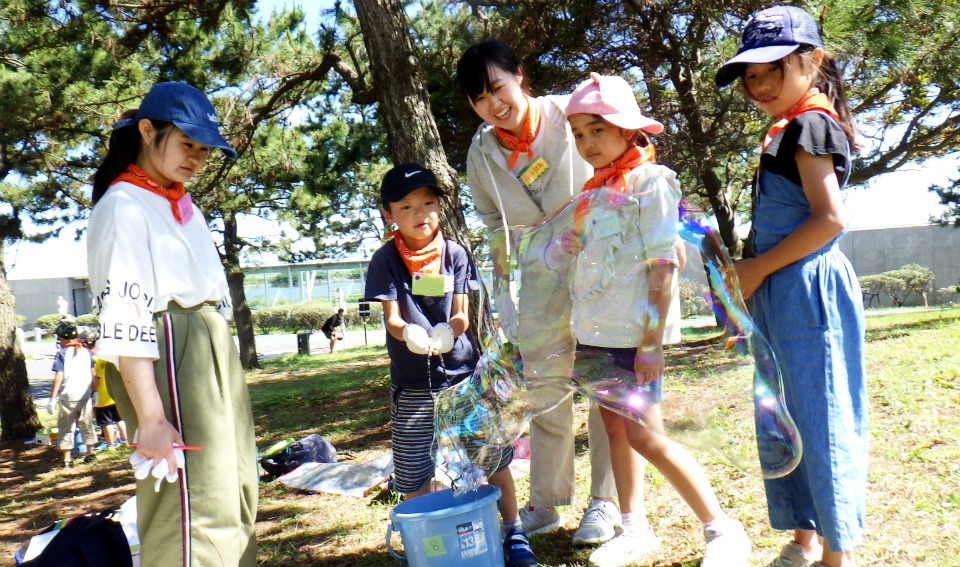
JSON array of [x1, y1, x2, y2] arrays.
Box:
[[465, 94, 592, 231]]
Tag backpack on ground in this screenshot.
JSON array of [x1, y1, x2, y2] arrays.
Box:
[[261, 433, 337, 477], [18, 509, 132, 567]]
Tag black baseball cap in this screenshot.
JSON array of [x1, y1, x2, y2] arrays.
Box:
[[715, 5, 823, 87], [112, 81, 238, 159], [380, 163, 445, 205]]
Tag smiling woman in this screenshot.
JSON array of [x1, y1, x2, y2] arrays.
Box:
[[456, 39, 623, 545]]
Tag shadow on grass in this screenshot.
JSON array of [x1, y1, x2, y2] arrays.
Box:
[[0, 441, 135, 556], [866, 312, 960, 342]]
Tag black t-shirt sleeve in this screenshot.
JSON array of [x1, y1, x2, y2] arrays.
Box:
[[760, 112, 850, 186]]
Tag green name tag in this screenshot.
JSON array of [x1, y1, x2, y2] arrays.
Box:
[[411, 273, 450, 296]]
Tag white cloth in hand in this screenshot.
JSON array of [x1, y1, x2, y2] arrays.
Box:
[[129, 431, 187, 492], [403, 324, 432, 355], [46, 396, 57, 414], [430, 323, 455, 353]]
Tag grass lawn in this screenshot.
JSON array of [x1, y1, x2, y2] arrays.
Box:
[[1, 308, 959, 566]]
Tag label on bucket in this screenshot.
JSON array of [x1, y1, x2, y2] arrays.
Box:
[[422, 535, 446, 557], [456, 520, 488, 558]]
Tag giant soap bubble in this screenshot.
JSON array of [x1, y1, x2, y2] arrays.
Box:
[[435, 183, 801, 493]]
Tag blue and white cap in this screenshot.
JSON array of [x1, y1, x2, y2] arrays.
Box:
[[715, 5, 823, 87], [112, 81, 238, 159]]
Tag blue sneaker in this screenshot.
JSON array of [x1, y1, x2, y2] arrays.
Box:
[[504, 528, 538, 567], [93, 442, 109, 451]]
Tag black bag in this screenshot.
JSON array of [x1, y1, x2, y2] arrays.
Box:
[[20, 510, 132, 567], [261, 433, 336, 477]]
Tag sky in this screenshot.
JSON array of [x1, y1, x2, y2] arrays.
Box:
[[3, 0, 956, 279]]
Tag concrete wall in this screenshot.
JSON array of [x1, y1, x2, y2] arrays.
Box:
[[9, 277, 91, 328], [839, 224, 960, 307]]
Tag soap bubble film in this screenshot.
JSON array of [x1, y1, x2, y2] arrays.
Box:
[[434, 185, 801, 492]]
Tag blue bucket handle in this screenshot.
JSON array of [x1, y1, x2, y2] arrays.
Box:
[[386, 521, 408, 563]]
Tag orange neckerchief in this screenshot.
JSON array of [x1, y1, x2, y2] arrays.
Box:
[[111, 164, 194, 225], [389, 229, 444, 275], [574, 144, 656, 232], [495, 95, 541, 169], [762, 87, 839, 151], [60, 339, 86, 354]]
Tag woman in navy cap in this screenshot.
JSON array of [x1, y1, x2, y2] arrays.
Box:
[[89, 81, 257, 567], [717, 6, 866, 567]]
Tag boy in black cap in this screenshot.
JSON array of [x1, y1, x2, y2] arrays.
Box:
[[364, 163, 537, 567]]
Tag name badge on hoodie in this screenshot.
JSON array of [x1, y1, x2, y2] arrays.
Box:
[[518, 156, 549, 188], [412, 273, 453, 296]]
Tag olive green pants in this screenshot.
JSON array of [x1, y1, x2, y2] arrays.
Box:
[[105, 303, 257, 567]]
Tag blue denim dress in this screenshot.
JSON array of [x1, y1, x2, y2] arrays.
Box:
[[750, 166, 869, 552]]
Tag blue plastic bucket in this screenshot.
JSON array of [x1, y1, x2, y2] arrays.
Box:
[[386, 485, 503, 566]]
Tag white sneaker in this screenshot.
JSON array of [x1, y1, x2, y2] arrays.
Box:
[[573, 499, 621, 545], [587, 526, 659, 567], [701, 518, 750, 567], [519, 503, 562, 535], [766, 541, 817, 567]]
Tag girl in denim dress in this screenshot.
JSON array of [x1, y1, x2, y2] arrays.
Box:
[[716, 6, 868, 567]]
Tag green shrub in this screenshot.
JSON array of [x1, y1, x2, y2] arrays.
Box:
[[75, 313, 98, 326], [35, 313, 63, 332], [16, 315, 26, 328], [251, 304, 293, 333]]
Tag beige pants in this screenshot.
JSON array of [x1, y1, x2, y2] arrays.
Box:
[[106, 303, 258, 567], [518, 269, 616, 507]]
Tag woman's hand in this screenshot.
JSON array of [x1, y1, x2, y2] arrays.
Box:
[[734, 257, 767, 300], [634, 343, 664, 385]]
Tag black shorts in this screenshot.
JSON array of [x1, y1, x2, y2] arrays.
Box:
[[94, 404, 122, 427], [321, 329, 334, 339]]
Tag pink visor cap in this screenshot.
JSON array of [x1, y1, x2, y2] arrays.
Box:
[[566, 73, 663, 135]]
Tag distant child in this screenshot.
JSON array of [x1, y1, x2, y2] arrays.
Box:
[[563, 73, 751, 567], [364, 163, 536, 567], [46, 319, 97, 467], [92, 359, 128, 450], [716, 6, 867, 567], [321, 308, 345, 354]]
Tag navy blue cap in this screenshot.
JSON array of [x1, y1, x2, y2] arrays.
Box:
[[380, 163, 444, 205], [716, 5, 823, 87], [112, 81, 238, 159]]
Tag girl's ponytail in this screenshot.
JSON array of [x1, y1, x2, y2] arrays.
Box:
[[92, 109, 139, 206], [812, 50, 859, 153]]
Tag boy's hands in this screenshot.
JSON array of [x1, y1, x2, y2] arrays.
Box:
[[403, 323, 455, 355], [403, 324, 433, 354], [430, 323, 455, 354]]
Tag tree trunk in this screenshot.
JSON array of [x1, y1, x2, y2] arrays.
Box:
[[0, 245, 42, 441], [222, 212, 260, 370], [352, 0, 470, 247], [353, 0, 485, 341]]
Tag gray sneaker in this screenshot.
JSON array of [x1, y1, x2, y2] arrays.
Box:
[[701, 518, 750, 567], [519, 503, 562, 535], [766, 541, 817, 567], [572, 499, 621, 545]]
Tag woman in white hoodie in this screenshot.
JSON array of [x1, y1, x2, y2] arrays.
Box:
[[457, 39, 624, 546]]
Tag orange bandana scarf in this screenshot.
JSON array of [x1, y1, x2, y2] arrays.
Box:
[[60, 339, 86, 354], [111, 164, 194, 225], [389, 229, 444, 275], [574, 143, 656, 232], [495, 95, 541, 169], [762, 87, 839, 151]]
